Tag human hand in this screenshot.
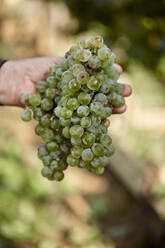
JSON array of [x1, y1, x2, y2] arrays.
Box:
[[0, 57, 132, 112]]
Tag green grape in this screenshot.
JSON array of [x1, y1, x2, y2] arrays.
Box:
[[40, 114, 51, 127], [77, 71, 89, 85], [45, 88, 56, 99], [91, 157, 101, 168], [79, 160, 89, 168], [82, 132, 96, 147], [94, 93, 107, 104], [71, 137, 82, 146], [77, 49, 91, 62], [69, 79, 81, 92], [78, 38, 89, 49], [77, 105, 89, 117], [29, 94, 41, 107], [71, 63, 85, 77], [20, 93, 30, 105], [81, 148, 93, 162], [38, 145, 48, 159], [51, 118, 60, 130], [71, 146, 83, 159], [42, 155, 52, 167], [69, 125, 84, 138], [87, 76, 101, 90], [80, 116, 91, 128], [53, 171, 64, 181], [98, 46, 111, 61], [47, 141, 59, 152], [67, 154, 79, 167], [33, 107, 43, 121], [21, 35, 125, 181], [50, 160, 60, 171], [42, 128, 54, 143], [41, 98, 54, 111], [104, 145, 115, 157], [62, 70, 73, 83], [88, 55, 101, 69], [36, 81, 47, 93], [62, 126, 71, 138], [59, 117, 71, 127], [78, 92, 91, 105], [35, 124, 45, 136], [66, 98, 79, 110], [21, 108, 33, 121], [41, 166, 52, 178], [46, 76, 57, 88], [71, 116, 80, 125], [91, 143, 104, 156], [108, 92, 125, 108], [100, 134, 112, 147]]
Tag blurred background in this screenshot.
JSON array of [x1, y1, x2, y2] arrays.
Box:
[[0, 0, 165, 247]]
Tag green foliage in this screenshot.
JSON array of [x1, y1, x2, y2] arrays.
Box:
[[53, 0, 165, 72]]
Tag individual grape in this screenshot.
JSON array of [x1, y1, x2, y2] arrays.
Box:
[[68, 79, 81, 92], [36, 81, 47, 93], [67, 154, 79, 167], [113, 82, 124, 94], [59, 117, 71, 127], [91, 116, 101, 127], [62, 70, 73, 83], [100, 134, 112, 147], [55, 67, 63, 80], [71, 63, 85, 77], [88, 55, 101, 69], [77, 71, 89, 85], [105, 64, 120, 80], [90, 102, 103, 115], [80, 117, 91, 128], [77, 105, 89, 117], [89, 35, 103, 49], [100, 80, 112, 94], [50, 150, 61, 160], [82, 132, 95, 147], [87, 76, 101, 90], [42, 155, 52, 167], [60, 143, 70, 153], [46, 76, 57, 88], [91, 157, 101, 168], [69, 45, 79, 56], [62, 126, 71, 138], [47, 141, 59, 152], [60, 96, 69, 107], [53, 171, 64, 181], [77, 49, 91, 62], [41, 166, 52, 178], [69, 125, 84, 138], [35, 124, 45, 136], [40, 114, 51, 127], [81, 148, 93, 162], [41, 98, 54, 111], [29, 94, 41, 107], [79, 160, 89, 168], [54, 134, 63, 143], [78, 92, 91, 105], [94, 93, 107, 104], [50, 160, 60, 171], [108, 92, 125, 108], [62, 108, 73, 119], [91, 143, 104, 156], [71, 116, 80, 125], [54, 106, 63, 118], [21, 108, 33, 121], [104, 145, 115, 157], [99, 107, 112, 119], [100, 156, 109, 167], [42, 128, 54, 143], [71, 137, 82, 146], [71, 146, 83, 159], [91, 167, 104, 175], [59, 159, 68, 171], [45, 88, 56, 99], [49, 64, 59, 76], [78, 38, 89, 49], [20, 93, 30, 105], [38, 145, 48, 159], [98, 46, 111, 61], [51, 118, 60, 130], [66, 98, 79, 110], [33, 107, 43, 121]]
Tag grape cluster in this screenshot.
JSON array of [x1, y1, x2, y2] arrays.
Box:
[[21, 36, 125, 181]]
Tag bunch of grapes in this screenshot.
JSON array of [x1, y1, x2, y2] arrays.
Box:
[[21, 36, 125, 181]]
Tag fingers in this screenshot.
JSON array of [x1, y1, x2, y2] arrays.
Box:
[[50, 56, 64, 65], [121, 84, 132, 97], [112, 104, 127, 114], [104, 119, 110, 127], [114, 63, 123, 74]]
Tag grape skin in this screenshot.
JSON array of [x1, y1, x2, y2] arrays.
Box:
[[21, 35, 125, 181]]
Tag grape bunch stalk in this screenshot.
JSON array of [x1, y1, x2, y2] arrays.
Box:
[[21, 36, 125, 182]]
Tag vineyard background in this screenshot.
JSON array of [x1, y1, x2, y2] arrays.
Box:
[[0, 0, 165, 247]]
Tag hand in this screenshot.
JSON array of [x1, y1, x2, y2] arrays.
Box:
[[0, 57, 132, 110]]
